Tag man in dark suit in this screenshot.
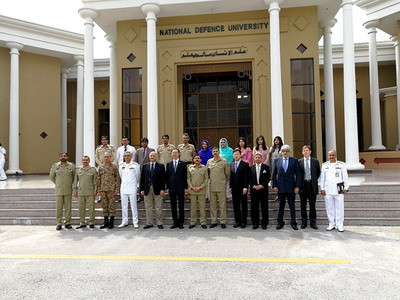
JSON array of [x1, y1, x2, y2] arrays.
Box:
[[249, 152, 270, 230], [134, 137, 155, 167], [166, 148, 188, 229], [298, 145, 321, 230], [272, 144, 302, 230], [230, 148, 250, 228], [140, 151, 165, 229]]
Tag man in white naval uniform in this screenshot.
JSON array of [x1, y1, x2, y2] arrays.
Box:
[[320, 150, 349, 232], [118, 151, 141, 229]]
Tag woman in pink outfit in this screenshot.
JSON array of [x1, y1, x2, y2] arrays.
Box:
[[252, 135, 269, 165], [237, 137, 253, 166]]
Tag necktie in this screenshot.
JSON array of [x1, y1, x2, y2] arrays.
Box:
[[143, 148, 146, 158], [284, 158, 288, 172], [305, 158, 311, 180], [256, 164, 260, 185], [174, 161, 177, 172], [124, 145, 127, 152], [151, 163, 154, 174], [234, 162, 238, 173]]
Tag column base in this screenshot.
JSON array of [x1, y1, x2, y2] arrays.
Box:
[[6, 169, 23, 175], [368, 145, 386, 150], [345, 162, 365, 171]]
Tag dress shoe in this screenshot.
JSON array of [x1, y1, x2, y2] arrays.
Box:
[[276, 224, 284, 230], [240, 224, 246, 229], [311, 224, 318, 230], [233, 223, 240, 228], [209, 224, 218, 228], [326, 225, 335, 231], [301, 224, 307, 229], [170, 225, 178, 229], [56, 225, 62, 230], [179, 225, 184, 229], [262, 225, 267, 230], [291, 224, 298, 230], [189, 225, 196, 229], [76, 225, 86, 229], [118, 223, 128, 228], [89, 225, 95, 229], [143, 225, 154, 229], [157, 225, 164, 229], [201, 225, 207, 229], [221, 224, 226, 229], [337, 226, 344, 232], [252, 225, 259, 230], [65, 224, 72, 229]]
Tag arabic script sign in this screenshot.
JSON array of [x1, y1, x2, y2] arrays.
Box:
[[181, 48, 247, 59]]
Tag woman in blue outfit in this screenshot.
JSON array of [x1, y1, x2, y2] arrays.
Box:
[[198, 140, 213, 165]]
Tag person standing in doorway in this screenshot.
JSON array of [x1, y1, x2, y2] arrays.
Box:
[[0, 143, 7, 181]]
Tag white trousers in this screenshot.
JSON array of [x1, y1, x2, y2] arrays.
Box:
[[324, 194, 344, 227], [0, 157, 6, 180], [121, 193, 138, 225]]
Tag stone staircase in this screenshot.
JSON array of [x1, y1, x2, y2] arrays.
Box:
[[0, 185, 399, 226]]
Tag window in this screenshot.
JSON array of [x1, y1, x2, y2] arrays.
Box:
[[122, 68, 142, 148]]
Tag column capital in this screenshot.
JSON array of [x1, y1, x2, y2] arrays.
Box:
[[6, 42, 23, 51], [61, 68, 71, 78], [364, 19, 379, 33], [78, 7, 98, 21], [265, 0, 284, 12], [319, 19, 337, 34], [391, 35, 398, 47], [341, 0, 354, 8], [141, 3, 160, 18], [105, 34, 117, 46], [74, 55, 84, 65]]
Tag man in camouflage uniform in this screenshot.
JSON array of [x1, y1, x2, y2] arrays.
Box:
[[97, 152, 120, 229], [50, 152, 75, 230], [178, 133, 197, 164], [157, 134, 175, 166], [207, 147, 230, 229], [73, 156, 98, 229], [187, 154, 209, 229], [95, 135, 116, 166]]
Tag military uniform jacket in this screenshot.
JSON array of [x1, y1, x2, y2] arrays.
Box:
[[95, 145, 116, 166], [73, 166, 98, 196], [187, 164, 208, 195], [157, 144, 175, 165], [119, 161, 141, 194], [50, 162, 76, 196], [320, 161, 349, 195], [178, 143, 197, 163], [207, 158, 230, 192], [96, 164, 121, 192]]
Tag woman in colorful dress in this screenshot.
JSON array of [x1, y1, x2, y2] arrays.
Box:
[[252, 135, 269, 165], [237, 137, 253, 166], [198, 140, 213, 166]]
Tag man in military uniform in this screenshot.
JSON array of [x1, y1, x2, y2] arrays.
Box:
[[207, 147, 230, 228], [157, 134, 175, 166], [95, 135, 116, 166], [97, 152, 120, 229], [320, 150, 349, 232], [50, 152, 75, 230], [73, 156, 98, 229], [178, 133, 196, 164], [118, 151, 141, 229], [187, 154, 209, 229]]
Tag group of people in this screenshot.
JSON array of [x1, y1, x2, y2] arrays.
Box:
[[50, 134, 349, 232]]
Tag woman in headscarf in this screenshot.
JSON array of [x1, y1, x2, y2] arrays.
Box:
[[219, 138, 233, 164], [198, 140, 213, 166]]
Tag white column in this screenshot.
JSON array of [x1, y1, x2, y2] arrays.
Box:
[[141, 3, 160, 150], [79, 8, 98, 162], [6, 42, 23, 175], [74, 55, 84, 165], [265, 0, 284, 140], [61, 68, 70, 153], [320, 19, 337, 156], [392, 35, 400, 149], [365, 20, 386, 150], [106, 35, 118, 149], [342, 0, 364, 170]]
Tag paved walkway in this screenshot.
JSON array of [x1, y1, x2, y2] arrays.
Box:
[[0, 226, 399, 299]]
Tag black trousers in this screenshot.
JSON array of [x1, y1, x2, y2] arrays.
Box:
[[277, 192, 297, 226], [170, 191, 185, 226], [232, 189, 248, 225], [250, 189, 269, 226], [299, 181, 317, 225]]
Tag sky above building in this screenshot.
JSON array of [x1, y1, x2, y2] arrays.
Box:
[[1, 0, 392, 59]]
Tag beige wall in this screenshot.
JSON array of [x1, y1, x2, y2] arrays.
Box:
[[0, 47, 61, 173], [117, 7, 322, 160]]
